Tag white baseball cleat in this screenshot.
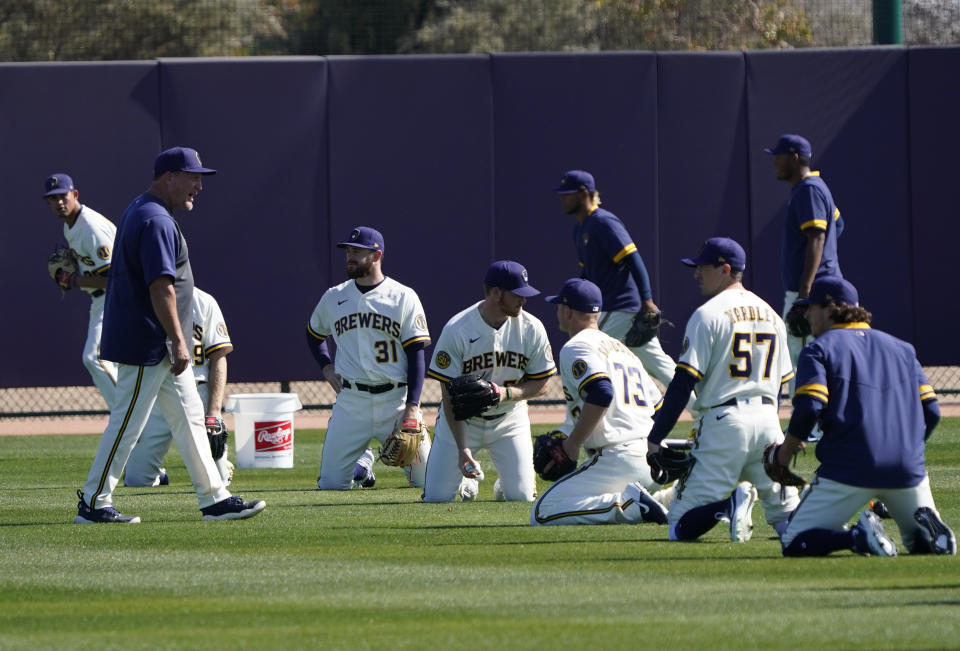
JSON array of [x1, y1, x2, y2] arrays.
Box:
[[729, 482, 758, 542], [459, 477, 479, 501], [492, 477, 505, 502], [853, 509, 898, 557], [625, 482, 668, 524]]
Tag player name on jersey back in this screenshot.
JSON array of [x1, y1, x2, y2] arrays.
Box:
[[723, 304, 779, 324]]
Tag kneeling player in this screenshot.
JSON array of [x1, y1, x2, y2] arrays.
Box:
[[773, 277, 955, 557], [530, 279, 668, 526]]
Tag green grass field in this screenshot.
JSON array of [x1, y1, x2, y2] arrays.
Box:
[[1, 420, 958, 650]]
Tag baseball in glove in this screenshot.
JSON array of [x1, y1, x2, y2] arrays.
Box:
[[447, 373, 501, 421], [624, 310, 672, 348], [47, 245, 78, 296], [379, 417, 426, 467], [762, 442, 806, 497], [785, 304, 812, 338], [205, 416, 229, 460], [533, 430, 577, 481], [647, 446, 696, 485]]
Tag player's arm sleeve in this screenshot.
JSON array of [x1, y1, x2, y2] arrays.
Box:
[[426, 323, 460, 383], [787, 348, 827, 441], [523, 323, 558, 380], [404, 343, 426, 406], [139, 218, 179, 285], [916, 361, 940, 440], [305, 330, 333, 369], [647, 368, 698, 445], [582, 377, 613, 408], [834, 208, 845, 237], [794, 186, 829, 232], [623, 251, 653, 302]]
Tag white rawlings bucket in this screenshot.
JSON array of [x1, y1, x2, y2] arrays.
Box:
[[224, 393, 302, 469]]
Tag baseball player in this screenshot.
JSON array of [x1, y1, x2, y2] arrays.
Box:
[[124, 287, 235, 488], [555, 170, 677, 386], [765, 134, 845, 375], [75, 147, 265, 523], [775, 277, 955, 557], [307, 226, 431, 490], [646, 237, 799, 542], [43, 173, 119, 409], [530, 278, 668, 526], [423, 260, 557, 503]]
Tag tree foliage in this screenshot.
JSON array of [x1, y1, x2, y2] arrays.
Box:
[[0, 0, 284, 61], [0, 0, 956, 61]]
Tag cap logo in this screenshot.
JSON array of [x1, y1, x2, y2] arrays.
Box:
[[47, 178, 59, 189], [520, 268, 528, 282], [194, 151, 203, 167], [349, 229, 360, 241], [825, 293, 833, 301], [718, 256, 725, 262]]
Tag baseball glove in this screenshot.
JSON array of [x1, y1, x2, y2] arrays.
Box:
[[379, 417, 426, 467], [532, 430, 577, 481], [205, 416, 229, 460], [447, 373, 501, 421], [647, 446, 696, 485], [624, 310, 672, 348], [785, 304, 812, 338], [762, 442, 806, 497], [47, 245, 78, 296]]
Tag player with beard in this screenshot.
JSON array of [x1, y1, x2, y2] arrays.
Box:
[[423, 261, 557, 503], [307, 226, 432, 489]]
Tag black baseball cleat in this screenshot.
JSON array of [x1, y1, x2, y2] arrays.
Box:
[[913, 507, 956, 555], [200, 496, 266, 521], [74, 490, 140, 524], [869, 500, 891, 519]]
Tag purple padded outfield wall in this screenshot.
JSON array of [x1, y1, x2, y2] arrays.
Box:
[[1, 48, 957, 388]]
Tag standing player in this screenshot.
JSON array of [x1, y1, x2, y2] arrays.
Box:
[[43, 173, 118, 409], [554, 170, 676, 386], [423, 261, 556, 503], [765, 134, 845, 372], [75, 146, 265, 523], [773, 277, 955, 557], [646, 237, 799, 542], [124, 287, 235, 488], [531, 278, 667, 526], [307, 226, 431, 490]]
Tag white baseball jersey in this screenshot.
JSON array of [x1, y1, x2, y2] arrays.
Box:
[[559, 328, 661, 450], [678, 288, 794, 410], [190, 287, 233, 383], [308, 277, 429, 383], [63, 205, 116, 297], [427, 302, 557, 416]]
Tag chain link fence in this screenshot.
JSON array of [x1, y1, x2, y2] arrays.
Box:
[[1, 0, 958, 63], [2, 368, 957, 420]]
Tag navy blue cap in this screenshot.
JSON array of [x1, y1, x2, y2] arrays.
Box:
[[793, 276, 858, 307], [484, 260, 539, 297], [154, 147, 217, 177], [43, 173, 75, 197], [764, 134, 812, 158], [681, 237, 746, 271], [336, 226, 385, 253], [545, 278, 602, 313], [554, 170, 596, 194]]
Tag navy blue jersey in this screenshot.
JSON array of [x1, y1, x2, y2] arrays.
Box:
[[793, 323, 936, 488], [780, 172, 842, 292], [573, 207, 641, 313], [101, 193, 194, 366]]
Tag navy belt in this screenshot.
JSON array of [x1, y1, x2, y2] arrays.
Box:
[[342, 379, 406, 394], [712, 396, 775, 409]]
